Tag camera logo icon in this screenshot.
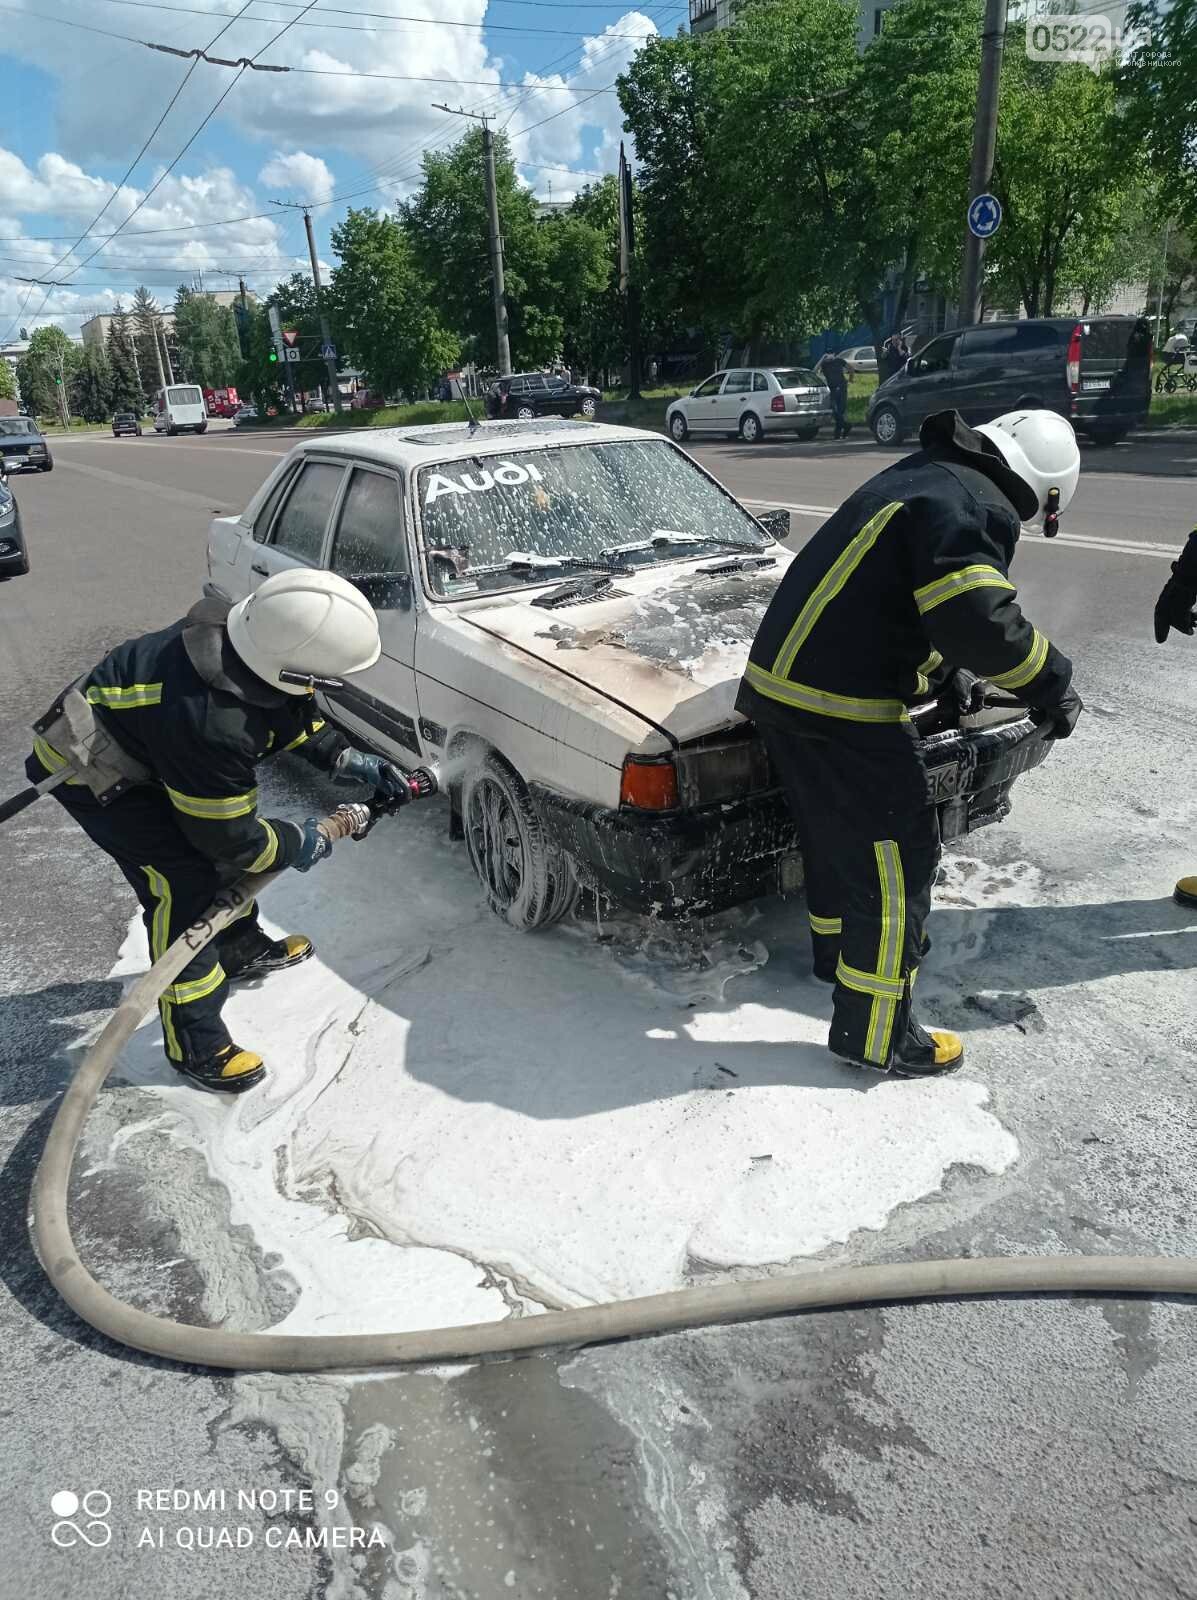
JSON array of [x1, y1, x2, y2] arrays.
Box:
[[50, 1490, 112, 1549]]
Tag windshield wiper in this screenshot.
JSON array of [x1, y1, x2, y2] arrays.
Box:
[[600, 532, 760, 560], [502, 551, 629, 576], [694, 554, 778, 575]]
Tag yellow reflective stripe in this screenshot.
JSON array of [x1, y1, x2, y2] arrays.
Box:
[[773, 501, 904, 677], [809, 912, 843, 936], [86, 682, 163, 709], [158, 998, 181, 1060], [836, 957, 905, 999], [142, 864, 181, 1059], [913, 564, 1014, 615], [165, 963, 225, 1006], [265, 731, 275, 751], [865, 841, 906, 1066], [32, 735, 87, 784], [247, 820, 278, 874], [166, 785, 258, 820], [745, 662, 910, 725], [913, 648, 944, 697], [283, 718, 325, 753], [989, 629, 1050, 691]]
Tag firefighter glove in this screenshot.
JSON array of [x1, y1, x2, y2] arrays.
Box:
[[1154, 567, 1197, 643], [947, 667, 986, 717], [1040, 686, 1083, 740], [333, 747, 409, 802], [292, 817, 332, 872]]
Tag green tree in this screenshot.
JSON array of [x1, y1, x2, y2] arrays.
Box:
[[270, 273, 325, 401], [71, 345, 114, 422], [329, 208, 458, 398], [0, 358, 16, 403], [235, 305, 287, 413], [132, 285, 168, 397], [16, 324, 80, 420], [105, 302, 144, 412], [1143, 227, 1197, 334], [1122, 1, 1197, 222], [172, 287, 243, 388]]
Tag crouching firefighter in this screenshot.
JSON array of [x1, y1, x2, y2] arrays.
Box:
[[25, 569, 414, 1095], [1153, 526, 1197, 909], [737, 408, 1084, 1078]]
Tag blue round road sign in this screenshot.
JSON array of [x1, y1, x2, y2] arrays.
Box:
[[968, 193, 1002, 239]]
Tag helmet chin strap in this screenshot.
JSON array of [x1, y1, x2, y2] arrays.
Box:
[[1042, 486, 1061, 539]]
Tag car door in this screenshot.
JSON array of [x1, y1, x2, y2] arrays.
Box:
[[686, 372, 727, 433], [951, 323, 1019, 422], [319, 462, 423, 764], [716, 369, 753, 431], [898, 333, 962, 429], [236, 455, 347, 593]]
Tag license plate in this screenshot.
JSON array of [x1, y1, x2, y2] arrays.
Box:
[[1082, 378, 1110, 391]]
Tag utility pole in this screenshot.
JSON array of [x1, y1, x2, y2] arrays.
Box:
[[433, 104, 512, 375], [273, 200, 344, 412], [1155, 218, 1173, 341], [159, 319, 175, 385], [237, 275, 250, 358], [957, 0, 1007, 327], [150, 315, 167, 393]]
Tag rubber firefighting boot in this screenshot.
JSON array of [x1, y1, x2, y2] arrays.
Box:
[[834, 1018, 964, 1078], [1175, 876, 1197, 910], [222, 927, 314, 983], [173, 1044, 266, 1095]]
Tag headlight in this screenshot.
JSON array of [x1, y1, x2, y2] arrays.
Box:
[[0, 502, 14, 528], [30, 443, 46, 454]]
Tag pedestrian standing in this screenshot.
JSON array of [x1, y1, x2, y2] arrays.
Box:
[[881, 334, 906, 381], [817, 350, 851, 440], [1153, 525, 1197, 908]]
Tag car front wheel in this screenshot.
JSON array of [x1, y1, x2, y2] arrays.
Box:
[[668, 411, 689, 442], [870, 404, 904, 446], [739, 411, 764, 443], [462, 754, 578, 930], [579, 395, 598, 418]]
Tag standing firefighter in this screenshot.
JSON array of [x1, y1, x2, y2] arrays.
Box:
[[737, 409, 1083, 1077], [26, 570, 413, 1095], [1153, 527, 1197, 908]]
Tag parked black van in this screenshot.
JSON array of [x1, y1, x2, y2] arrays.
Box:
[[867, 316, 1151, 448]]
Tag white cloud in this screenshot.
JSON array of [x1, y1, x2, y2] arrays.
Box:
[[258, 151, 335, 207]]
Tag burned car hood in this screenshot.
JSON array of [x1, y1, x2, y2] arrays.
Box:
[[457, 552, 793, 742]]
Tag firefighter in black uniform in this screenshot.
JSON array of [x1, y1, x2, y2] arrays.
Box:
[[27, 569, 412, 1095], [738, 408, 1084, 1077], [1154, 527, 1197, 909]]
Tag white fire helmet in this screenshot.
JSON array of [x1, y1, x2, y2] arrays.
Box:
[[976, 409, 1081, 521], [226, 569, 381, 696]]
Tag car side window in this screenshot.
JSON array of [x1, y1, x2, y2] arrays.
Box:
[[252, 460, 300, 544], [956, 325, 1018, 364], [1014, 323, 1061, 354], [329, 467, 408, 577], [752, 372, 769, 393], [693, 373, 725, 398], [269, 460, 345, 564], [723, 370, 752, 395], [910, 335, 957, 375]]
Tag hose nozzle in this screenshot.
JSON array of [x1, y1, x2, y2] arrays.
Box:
[[406, 763, 439, 801]]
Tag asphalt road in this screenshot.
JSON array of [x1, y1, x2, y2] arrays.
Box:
[[1, 422, 1195, 1600]]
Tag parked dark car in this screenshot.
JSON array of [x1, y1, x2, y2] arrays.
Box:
[[112, 412, 142, 437], [0, 473, 29, 579], [867, 315, 1152, 448], [0, 415, 53, 472], [485, 372, 601, 422]]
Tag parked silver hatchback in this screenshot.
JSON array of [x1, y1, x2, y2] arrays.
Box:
[[666, 367, 832, 444]]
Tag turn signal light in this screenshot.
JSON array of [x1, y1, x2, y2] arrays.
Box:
[[620, 755, 679, 811]]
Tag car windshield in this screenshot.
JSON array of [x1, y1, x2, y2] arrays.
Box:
[[167, 385, 202, 405], [772, 368, 822, 388], [418, 440, 770, 598], [0, 418, 35, 436]]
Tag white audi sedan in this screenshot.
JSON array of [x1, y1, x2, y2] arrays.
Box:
[[666, 367, 832, 444], [206, 418, 1050, 927]]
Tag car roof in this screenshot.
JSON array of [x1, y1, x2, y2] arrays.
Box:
[[287, 417, 659, 469]]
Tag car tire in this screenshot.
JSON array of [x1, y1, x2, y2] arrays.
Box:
[[668, 411, 689, 442], [40, 460, 53, 473], [516, 405, 536, 420], [579, 396, 598, 418], [739, 411, 764, 443], [197, 422, 208, 434], [1087, 427, 1127, 447], [167, 425, 177, 437], [870, 404, 904, 446], [462, 753, 578, 931], [797, 423, 820, 441]]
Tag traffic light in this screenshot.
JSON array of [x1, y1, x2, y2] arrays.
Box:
[[268, 349, 278, 364], [54, 375, 62, 386]]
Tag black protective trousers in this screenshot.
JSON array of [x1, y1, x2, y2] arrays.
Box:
[[759, 727, 941, 1069], [29, 759, 261, 1065]]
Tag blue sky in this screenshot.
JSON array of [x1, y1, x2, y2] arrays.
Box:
[[0, 1, 683, 339]]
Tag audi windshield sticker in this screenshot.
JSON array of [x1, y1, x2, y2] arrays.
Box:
[[424, 460, 545, 504]]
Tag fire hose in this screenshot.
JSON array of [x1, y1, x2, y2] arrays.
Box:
[[26, 793, 1197, 1372]]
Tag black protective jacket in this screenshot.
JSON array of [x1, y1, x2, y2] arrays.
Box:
[[39, 597, 349, 877], [737, 410, 1073, 749], [1175, 530, 1197, 586]]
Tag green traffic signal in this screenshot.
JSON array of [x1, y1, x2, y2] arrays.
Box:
[[268, 349, 278, 364]]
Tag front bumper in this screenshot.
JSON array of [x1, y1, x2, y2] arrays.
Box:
[[1, 452, 46, 471], [530, 714, 1051, 917]]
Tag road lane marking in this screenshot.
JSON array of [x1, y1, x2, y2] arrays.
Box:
[[745, 500, 1178, 560], [51, 455, 233, 510], [59, 437, 286, 459]]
